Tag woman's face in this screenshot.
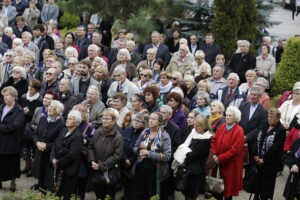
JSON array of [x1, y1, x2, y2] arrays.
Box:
[[144, 92, 154, 103], [187, 112, 195, 126], [93, 69, 104, 80], [24, 54, 33, 65], [141, 71, 150, 82], [13, 59, 22, 67], [92, 58, 102, 68], [153, 63, 161, 71], [102, 113, 115, 127], [194, 122, 204, 133], [261, 46, 269, 55], [131, 97, 143, 110], [167, 98, 179, 109], [65, 50, 74, 59], [3, 93, 15, 105], [55, 40, 64, 50], [12, 69, 22, 80], [65, 34, 73, 45], [112, 98, 124, 111], [196, 96, 206, 107], [48, 102, 58, 117], [43, 94, 53, 106], [149, 113, 160, 128], [184, 79, 193, 89], [246, 74, 255, 83], [198, 84, 208, 93], [118, 53, 127, 62], [225, 110, 236, 125], [86, 89, 98, 104], [28, 84, 37, 96], [66, 115, 78, 129], [160, 75, 169, 86], [210, 103, 220, 114], [215, 57, 224, 65], [195, 57, 204, 65], [268, 113, 278, 127], [43, 51, 51, 60]]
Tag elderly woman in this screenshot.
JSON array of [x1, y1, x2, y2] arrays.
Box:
[[64, 32, 80, 55], [193, 91, 211, 117], [239, 70, 257, 95], [193, 50, 211, 82], [279, 83, 300, 130], [215, 54, 230, 79], [0, 86, 25, 192], [20, 79, 43, 176], [182, 110, 200, 142], [93, 65, 112, 106], [129, 94, 145, 115], [253, 108, 286, 200], [92, 56, 108, 72], [137, 69, 155, 94], [63, 47, 79, 69], [133, 112, 171, 200], [81, 85, 106, 129], [39, 49, 56, 68], [13, 56, 26, 67], [24, 50, 42, 81], [210, 106, 244, 200], [0, 66, 28, 101], [54, 38, 66, 66], [50, 110, 83, 199], [63, 57, 78, 80], [111, 92, 130, 128], [88, 108, 124, 200], [122, 112, 149, 200], [256, 44, 276, 84], [253, 77, 270, 109], [31, 100, 65, 190], [209, 100, 226, 133], [159, 72, 172, 102], [143, 85, 160, 114], [58, 78, 77, 120], [180, 115, 212, 200], [72, 104, 95, 200], [184, 75, 197, 101], [167, 92, 188, 134], [110, 48, 137, 81], [12, 38, 24, 49]]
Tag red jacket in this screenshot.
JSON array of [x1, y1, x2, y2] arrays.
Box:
[[284, 128, 300, 152], [211, 123, 244, 197]]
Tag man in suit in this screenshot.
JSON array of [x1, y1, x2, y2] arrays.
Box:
[[142, 31, 171, 67], [189, 34, 200, 56], [137, 48, 156, 69], [22, 31, 40, 64], [227, 40, 256, 84], [216, 72, 245, 109], [75, 25, 92, 60], [200, 33, 222, 66], [126, 40, 141, 66], [239, 86, 268, 177], [0, 49, 15, 86], [2, 0, 16, 27], [91, 32, 110, 57], [39, 67, 60, 97]]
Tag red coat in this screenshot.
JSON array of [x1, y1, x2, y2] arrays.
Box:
[[211, 123, 244, 197], [284, 128, 300, 152]]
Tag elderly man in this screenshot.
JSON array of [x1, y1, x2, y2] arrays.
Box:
[[51, 61, 64, 81], [58, 78, 77, 120], [39, 67, 59, 96], [1, 0, 16, 27], [107, 66, 138, 108], [108, 40, 126, 65], [142, 31, 171, 67], [22, 31, 40, 64], [207, 65, 228, 99], [199, 33, 222, 66], [126, 40, 141, 65], [75, 25, 91, 59], [189, 34, 200, 56], [72, 59, 99, 102], [216, 73, 245, 109], [81, 85, 106, 129], [165, 44, 192, 74], [137, 48, 156, 69], [0, 50, 15, 86], [227, 40, 256, 83], [91, 32, 110, 57], [86, 44, 99, 62]]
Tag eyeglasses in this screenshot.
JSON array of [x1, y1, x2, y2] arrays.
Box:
[[46, 60, 54, 62], [6, 54, 13, 57], [172, 77, 178, 80], [12, 71, 20, 74], [133, 119, 144, 124], [45, 72, 53, 75], [141, 74, 148, 78]]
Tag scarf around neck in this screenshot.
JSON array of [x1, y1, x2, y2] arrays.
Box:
[[26, 92, 40, 102], [183, 129, 212, 147], [209, 113, 223, 125], [160, 81, 172, 94]]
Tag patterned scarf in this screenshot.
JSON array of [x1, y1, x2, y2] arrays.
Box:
[[141, 128, 162, 152]]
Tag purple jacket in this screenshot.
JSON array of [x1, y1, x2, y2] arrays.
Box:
[[170, 108, 187, 134]]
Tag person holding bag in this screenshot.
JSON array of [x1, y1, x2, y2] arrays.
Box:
[[88, 108, 124, 200], [133, 112, 171, 200]]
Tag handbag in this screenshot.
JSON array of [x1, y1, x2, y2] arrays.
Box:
[[243, 144, 250, 166], [243, 165, 258, 193], [175, 166, 189, 191], [206, 167, 224, 194], [53, 169, 63, 193], [205, 153, 216, 170], [92, 164, 120, 186]]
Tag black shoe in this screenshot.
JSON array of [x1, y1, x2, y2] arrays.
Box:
[[0, 182, 2, 189], [9, 183, 16, 192], [31, 184, 39, 190]]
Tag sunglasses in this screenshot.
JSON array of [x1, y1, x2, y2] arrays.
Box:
[[172, 77, 178, 80], [141, 74, 148, 78]]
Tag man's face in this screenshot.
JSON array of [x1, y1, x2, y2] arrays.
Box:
[[151, 33, 160, 44], [76, 27, 85, 37], [240, 44, 249, 54], [160, 107, 171, 122], [92, 34, 101, 44], [3, 0, 9, 6], [59, 79, 70, 93], [190, 36, 198, 45], [87, 25, 95, 34], [45, 69, 56, 82], [212, 66, 223, 79], [114, 72, 126, 83], [227, 75, 239, 89], [33, 29, 42, 38], [179, 47, 188, 58], [146, 50, 156, 61], [51, 63, 62, 74], [88, 47, 97, 59], [22, 35, 31, 45], [249, 90, 260, 105], [205, 35, 214, 45], [80, 64, 89, 76], [5, 52, 14, 63]]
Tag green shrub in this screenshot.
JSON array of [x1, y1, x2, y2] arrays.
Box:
[[150, 194, 160, 200], [3, 190, 79, 200], [271, 37, 300, 96], [60, 12, 80, 29]]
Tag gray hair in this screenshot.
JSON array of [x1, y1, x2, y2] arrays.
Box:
[[60, 78, 72, 89], [195, 50, 205, 58], [241, 40, 250, 47], [196, 91, 211, 105], [88, 44, 99, 52], [13, 38, 24, 47], [160, 105, 173, 115], [133, 112, 149, 127], [249, 86, 263, 96], [226, 106, 241, 122], [179, 44, 189, 52], [256, 77, 269, 89], [126, 40, 135, 47], [65, 46, 79, 58], [114, 65, 126, 74], [68, 57, 79, 64], [51, 100, 65, 116], [87, 85, 100, 99], [213, 64, 225, 73], [184, 74, 195, 83], [68, 110, 83, 124], [1, 86, 18, 99], [22, 31, 33, 39], [23, 50, 36, 61], [210, 100, 225, 114], [228, 72, 240, 81], [117, 48, 131, 61], [179, 38, 188, 45], [12, 66, 27, 79], [4, 27, 13, 34], [147, 48, 157, 55]]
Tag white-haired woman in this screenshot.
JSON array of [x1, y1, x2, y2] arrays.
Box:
[[12, 38, 24, 49], [50, 110, 83, 199], [31, 100, 66, 191], [0, 86, 25, 192], [54, 38, 66, 66], [92, 56, 108, 72], [210, 106, 244, 200], [239, 69, 257, 95], [24, 50, 41, 80], [253, 77, 270, 109], [193, 50, 211, 82], [64, 46, 79, 69], [185, 75, 198, 101], [193, 91, 211, 117], [110, 48, 137, 80], [0, 66, 28, 101], [137, 68, 155, 94]]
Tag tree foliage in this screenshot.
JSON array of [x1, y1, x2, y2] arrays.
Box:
[[271, 37, 300, 96]]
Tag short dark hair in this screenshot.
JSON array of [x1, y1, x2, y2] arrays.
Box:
[[29, 79, 41, 92], [131, 94, 145, 103], [166, 92, 183, 108], [80, 59, 92, 68], [143, 85, 160, 100], [153, 58, 164, 71], [33, 24, 45, 33], [112, 92, 127, 106], [65, 32, 76, 42], [77, 25, 86, 32], [261, 44, 270, 53], [16, 16, 25, 22]]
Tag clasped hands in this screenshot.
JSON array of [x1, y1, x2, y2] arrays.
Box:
[[36, 142, 46, 151], [254, 156, 264, 165]]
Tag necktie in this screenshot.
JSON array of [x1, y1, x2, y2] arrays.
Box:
[[227, 89, 233, 101], [117, 84, 123, 92]]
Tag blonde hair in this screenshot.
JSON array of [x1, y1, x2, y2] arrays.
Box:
[[194, 115, 212, 132], [198, 80, 211, 93]]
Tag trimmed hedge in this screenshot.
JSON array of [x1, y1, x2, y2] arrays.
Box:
[[271, 37, 300, 97], [60, 12, 80, 29]]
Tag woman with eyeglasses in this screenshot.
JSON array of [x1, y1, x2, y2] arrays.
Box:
[[121, 112, 149, 200], [133, 112, 171, 200], [0, 66, 28, 102], [137, 69, 155, 94]]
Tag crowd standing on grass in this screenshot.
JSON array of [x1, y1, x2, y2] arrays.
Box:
[[0, 0, 299, 200]]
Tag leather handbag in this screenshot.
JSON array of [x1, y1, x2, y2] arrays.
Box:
[[243, 143, 250, 166], [206, 168, 224, 194], [92, 165, 120, 186], [175, 166, 189, 191]]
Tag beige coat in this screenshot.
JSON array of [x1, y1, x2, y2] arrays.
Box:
[[165, 54, 193, 74], [0, 13, 8, 27], [22, 8, 40, 29], [256, 54, 276, 82]]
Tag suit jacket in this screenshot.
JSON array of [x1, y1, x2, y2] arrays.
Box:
[[72, 77, 100, 102], [1, 5, 16, 26], [163, 121, 181, 154], [75, 37, 91, 60], [189, 43, 201, 56], [13, 25, 32, 39], [41, 4, 59, 23], [2, 33, 12, 48], [0, 62, 11, 86], [81, 99, 105, 129], [227, 52, 256, 83], [239, 102, 268, 143], [216, 86, 245, 109], [199, 43, 222, 66], [142, 43, 171, 67], [24, 42, 40, 64]]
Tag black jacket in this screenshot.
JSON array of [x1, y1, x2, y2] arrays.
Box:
[[0, 77, 28, 102], [39, 79, 60, 97], [0, 103, 25, 154], [142, 43, 171, 67], [50, 127, 83, 176], [122, 126, 143, 163], [59, 92, 77, 120], [19, 94, 43, 123], [13, 25, 33, 39], [199, 43, 222, 66], [99, 79, 113, 106], [163, 121, 181, 155]]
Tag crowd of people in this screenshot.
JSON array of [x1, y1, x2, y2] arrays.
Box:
[[0, 0, 299, 200]]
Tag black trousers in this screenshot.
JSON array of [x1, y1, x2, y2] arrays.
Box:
[[94, 183, 116, 200], [254, 172, 277, 200], [59, 175, 78, 200], [76, 177, 88, 200]]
